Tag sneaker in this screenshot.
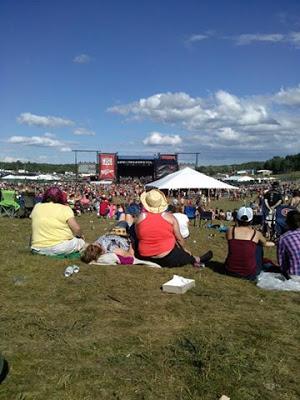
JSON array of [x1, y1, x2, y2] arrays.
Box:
[[199, 250, 213, 264]]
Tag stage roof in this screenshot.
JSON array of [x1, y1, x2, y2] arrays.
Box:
[[117, 155, 155, 161]]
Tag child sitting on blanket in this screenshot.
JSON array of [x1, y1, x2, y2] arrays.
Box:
[[81, 224, 135, 264]]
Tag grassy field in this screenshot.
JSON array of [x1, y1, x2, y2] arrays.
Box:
[[275, 171, 300, 182], [0, 200, 299, 400]]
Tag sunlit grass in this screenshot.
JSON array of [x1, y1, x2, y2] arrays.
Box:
[[0, 204, 299, 400]]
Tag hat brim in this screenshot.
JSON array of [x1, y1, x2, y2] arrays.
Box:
[[237, 215, 253, 222], [140, 190, 169, 214], [110, 228, 129, 237]]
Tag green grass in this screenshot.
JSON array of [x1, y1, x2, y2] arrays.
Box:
[[0, 205, 299, 400], [275, 171, 300, 181]]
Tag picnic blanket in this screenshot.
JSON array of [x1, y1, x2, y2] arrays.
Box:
[[257, 272, 300, 292], [90, 252, 161, 268], [32, 250, 81, 260]]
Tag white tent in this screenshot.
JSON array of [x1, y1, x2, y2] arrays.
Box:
[[223, 175, 255, 183], [35, 174, 61, 181], [145, 167, 238, 190], [1, 174, 60, 181]]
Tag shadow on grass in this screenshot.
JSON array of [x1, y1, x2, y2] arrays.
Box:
[[0, 356, 9, 384], [206, 260, 226, 275]]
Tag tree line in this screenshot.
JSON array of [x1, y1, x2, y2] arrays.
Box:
[[0, 161, 75, 174], [0, 153, 299, 176], [196, 153, 300, 175]]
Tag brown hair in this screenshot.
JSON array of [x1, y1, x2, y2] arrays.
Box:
[[81, 244, 103, 264], [286, 210, 300, 231]]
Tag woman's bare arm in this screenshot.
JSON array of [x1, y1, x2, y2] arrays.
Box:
[[257, 231, 274, 247], [67, 217, 84, 239]]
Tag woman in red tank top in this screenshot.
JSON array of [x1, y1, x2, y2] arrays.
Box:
[[225, 206, 274, 280], [136, 189, 213, 268]]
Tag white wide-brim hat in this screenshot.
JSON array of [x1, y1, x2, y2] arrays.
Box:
[[140, 189, 168, 214]]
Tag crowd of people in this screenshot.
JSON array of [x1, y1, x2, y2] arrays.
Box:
[[1, 178, 299, 279]]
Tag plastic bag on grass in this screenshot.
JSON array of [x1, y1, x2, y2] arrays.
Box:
[[257, 272, 300, 292]]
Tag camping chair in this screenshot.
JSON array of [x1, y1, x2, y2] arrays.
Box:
[[184, 205, 197, 226], [19, 192, 35, 218], [199, 211, 213, 227], [0, 190, 20, 218]]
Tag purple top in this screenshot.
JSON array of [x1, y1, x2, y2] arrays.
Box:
[[277, 229, 300, 276]]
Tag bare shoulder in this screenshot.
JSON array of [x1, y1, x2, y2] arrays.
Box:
[[136, 212, 147, 224], [226, 225, 233, 238], [162, 211, 175, 223]]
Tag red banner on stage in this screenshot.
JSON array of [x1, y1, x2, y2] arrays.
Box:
[[98, 153, 116, 180], [159, 154, 177, 161]]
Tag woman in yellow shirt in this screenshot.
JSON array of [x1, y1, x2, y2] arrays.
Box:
[[30, 186, 85, 256]]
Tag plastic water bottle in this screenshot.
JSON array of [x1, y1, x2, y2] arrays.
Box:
[[64, 266, 74, 277], [72, 265, 80, 273]]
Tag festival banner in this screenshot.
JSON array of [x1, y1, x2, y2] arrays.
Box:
[[98, 153, 116, 180], [159, 154, 178, 161]]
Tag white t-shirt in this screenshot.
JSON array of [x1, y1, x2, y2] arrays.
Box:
[[173, 212, 190, 238]]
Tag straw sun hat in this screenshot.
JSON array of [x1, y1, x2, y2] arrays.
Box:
[[140, 189, 168, 213]]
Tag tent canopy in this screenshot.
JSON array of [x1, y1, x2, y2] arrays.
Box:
[[1, 174, 60, 181], [223, 175, 255, 182], [145, 167, 238, 190]]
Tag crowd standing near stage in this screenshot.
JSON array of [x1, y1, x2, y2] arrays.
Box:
[[0, 177, 299, 278]]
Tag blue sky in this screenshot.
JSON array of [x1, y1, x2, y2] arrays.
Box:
[[1, 0, 300, 165]]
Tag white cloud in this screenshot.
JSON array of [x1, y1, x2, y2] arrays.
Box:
[[73, 127, 96, 136], [60, 147, 72, 152], [217, 127, 241, 141], [143, 132, 182, 146], [108, 86, 300, 155], [17, 112, 74, 128], [274, 85, 300, 106], [184, 31, 300, 49], [44, 132, 56, 138], [73, 54, 91, 64], [185, 34, 209, 45], [0, 156, 28, 162], [109, 91, 272, 129], [7, 134, 72, 151], [235, 33, 284, 45], [234, 32, 300, 47], [289, 32, 300, 46]]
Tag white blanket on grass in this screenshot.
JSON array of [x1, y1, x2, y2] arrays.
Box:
[[90, 252, 161, 268], [257, 272, 300, 292]]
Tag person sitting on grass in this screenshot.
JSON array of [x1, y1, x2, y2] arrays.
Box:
[[277, 210, 300, 276], [30, 186, 85, 256], [81, 223, 135, 264], [290, 190, 300, 212], [225, 206, 275, 281], [135, 189, 213, 268], [168, 204, 190, 239]]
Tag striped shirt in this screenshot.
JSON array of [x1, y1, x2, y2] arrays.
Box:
[[277, 229, 300, 276]]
